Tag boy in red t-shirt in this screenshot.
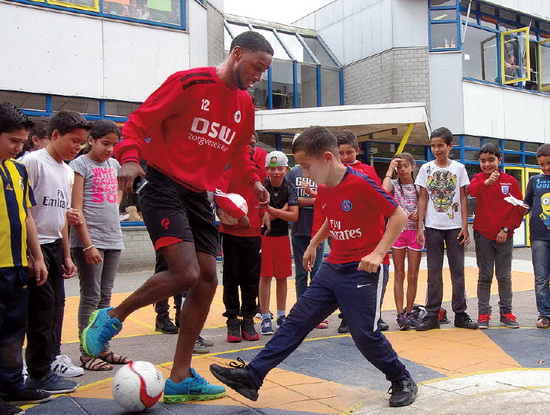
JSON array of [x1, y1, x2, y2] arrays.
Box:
[[468, 143, 524, 329], [215, 133, 269, 343], [210, 126, 417, 408]]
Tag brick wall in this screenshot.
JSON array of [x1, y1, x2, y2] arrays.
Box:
[[344, 47, 430, 112], [207, 1, 225, 66]]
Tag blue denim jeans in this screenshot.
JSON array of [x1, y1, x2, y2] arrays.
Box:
[[291, 236, 325, 300], [532, 240, 550, 316]]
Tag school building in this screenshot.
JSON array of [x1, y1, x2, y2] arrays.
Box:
[[0, 0, 548, 267]]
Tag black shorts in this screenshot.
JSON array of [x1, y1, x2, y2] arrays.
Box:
[[139, 167, 218, 257]]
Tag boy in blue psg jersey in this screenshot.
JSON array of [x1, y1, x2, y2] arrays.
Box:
[[210, 126, 417, 408], [0, 103, 51, 415]]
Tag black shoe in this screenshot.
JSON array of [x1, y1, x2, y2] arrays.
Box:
[[209, 358, 259, 401], [379, 319, 389, 331], [338, 317, 349, 333], [241, 318, 260, 341], [4, 387, 52, 405], [415, 315, 440, 331], [454, 312, 478, 330], [0, 399, 25, 415], [155, 315, 178, 334], [388, 377, 418, 407], [227, 318, 242, 343]]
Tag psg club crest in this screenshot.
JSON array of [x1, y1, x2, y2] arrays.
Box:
[[341, 199, 353, 212], [501, 184, 510, 195], [234, 110, 241, 123]]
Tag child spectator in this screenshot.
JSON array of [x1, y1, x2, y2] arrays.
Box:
[[21, 111, 91, 393], [259, 151, 298, 335], [468, 143, 524, 329], [382, 153, 423, 330], [0, 103, 52, 415], [210, 126, 417, 408], [16, 117, 49, 159], [69, 120, 132, 370], [523, 143, 550, 328], [285, 165, 325, 311], [335, 130, 389, 333], [415, 127, 477, 331], [216, 133, 269, 343]]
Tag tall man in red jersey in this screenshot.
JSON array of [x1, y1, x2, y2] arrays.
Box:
[[81, 31, 274, 403], [210, 126, 418, 408]]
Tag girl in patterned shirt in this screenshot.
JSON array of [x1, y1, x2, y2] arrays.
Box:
[[382, 153, 423, 330]]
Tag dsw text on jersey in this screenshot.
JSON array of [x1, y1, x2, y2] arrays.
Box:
[[188, 118, 235, 152]]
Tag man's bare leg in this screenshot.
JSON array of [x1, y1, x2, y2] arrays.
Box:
[[108, 241, 201, 322], [170, 251, 217, 382]]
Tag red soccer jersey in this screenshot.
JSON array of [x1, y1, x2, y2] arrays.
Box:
[[317, 167, 398, 264], [345, 160, 381, 185], [468, 170, 524, 240], [115, 67, 258, 192]]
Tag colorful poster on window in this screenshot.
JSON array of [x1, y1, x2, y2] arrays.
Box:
[[147, 0, 171, 12], [48, 0, 99, 11]]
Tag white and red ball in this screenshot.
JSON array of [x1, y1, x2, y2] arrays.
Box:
[[112, 361, 164, 412], [216, 193, 248, 225]]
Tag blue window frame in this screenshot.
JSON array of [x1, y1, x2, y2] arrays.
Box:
[[429, 0, 461, 52], [7, 0, 186, 30]]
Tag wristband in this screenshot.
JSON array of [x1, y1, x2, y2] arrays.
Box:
[[82, 244, 95, 252]]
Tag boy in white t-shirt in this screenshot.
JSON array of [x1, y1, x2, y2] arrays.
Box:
[[415, 127, 477, 331], [21, 111, 91, 394]]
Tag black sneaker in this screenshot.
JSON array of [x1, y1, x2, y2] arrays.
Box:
[[0, 399, 25, 415], [337, 317, 349, 333], [4, 387, 52, 405], [227, 318, 242, 343], [388, 377, 418, 407], [379, 319, 389, 331], [155, 315, 178, 334], [415, 315, 440, 331], [241, 318, 260, 341], [454, 312, 478, 330], [209, 358, 259, 401]]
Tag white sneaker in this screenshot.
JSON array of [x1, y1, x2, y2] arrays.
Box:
[[51, 355, 84, 378]]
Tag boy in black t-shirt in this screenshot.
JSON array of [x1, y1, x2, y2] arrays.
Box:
[[259, 151, 298, 335]]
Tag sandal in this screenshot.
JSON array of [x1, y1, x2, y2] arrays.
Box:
[[99, 351, 133, 365], [537, 316, 550, 328], [80, 356, 113, 371]]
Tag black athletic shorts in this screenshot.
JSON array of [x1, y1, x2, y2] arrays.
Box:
[[139, 167, 218, 257]]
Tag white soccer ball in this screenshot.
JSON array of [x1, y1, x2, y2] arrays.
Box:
[[216, 193, 248, 225], [112, 361, 164, 412]]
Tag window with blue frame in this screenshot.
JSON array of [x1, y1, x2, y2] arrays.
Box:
[[460, 0, 550, 92], [429, 0, 461, 51], [224, 18, 344, 110], [8, 0, 185, 28]]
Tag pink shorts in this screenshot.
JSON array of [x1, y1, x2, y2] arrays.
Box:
[[392, 229, 423, 251]]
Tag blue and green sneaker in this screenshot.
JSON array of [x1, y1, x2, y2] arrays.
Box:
[[80, 307, 122, 357], [163, 368, 225, 403]]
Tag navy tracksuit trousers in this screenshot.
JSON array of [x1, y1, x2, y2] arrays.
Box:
[[248, 260, 409, 386]]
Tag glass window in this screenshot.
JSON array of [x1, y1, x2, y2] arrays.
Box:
[[253, 27, 290, 60], [463, 135, 481, 147], [499, 9, 518, 25], [503, 152, 522, 164], [48, 0, 98, 12], [370, 142, 396, 158], [270, 60, 293, 109], [104, 101, 140, 117], [296, 64, 317, 108], [525, 142, 541, 152], [501, 28, 531, 85], [431, 0, 456, 6], [452, 135, 461, 145], [402, 145, 427, 161], [466, 163, 482, 180], [431, 23, 459, 49], [250, 75, 269, 110], [503, 140, 521, 151], [465, 150, 479, 161], [431, 10, 454, 21], [525, 154, 538, 165], [483, 138, 499, 147], [277, 31, 312, 63], [0, 91, 46, 111], [449, 148, 460, 159], [539, 38, 550, 91], [321, 68, 340, 106], [302, 36, 338, 67], [51, 96, 100, 114], [462, 25, 497, 82], [102, 0, 181, 24]]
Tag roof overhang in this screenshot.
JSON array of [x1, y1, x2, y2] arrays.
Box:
[[255, 103, 431, 146]]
